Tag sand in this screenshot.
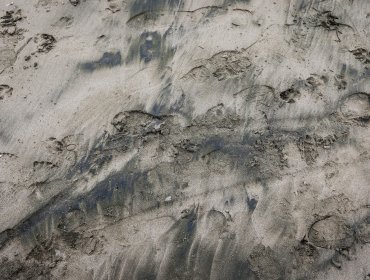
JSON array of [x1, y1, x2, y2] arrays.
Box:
[[0, 0, 370, 279]]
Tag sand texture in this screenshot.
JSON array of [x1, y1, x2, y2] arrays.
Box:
[[0, 0, 370, 279]]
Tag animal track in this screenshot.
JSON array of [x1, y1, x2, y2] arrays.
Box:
[[111, 110, 167, 135], [192, 104, 241, 129], [279, 88, 300, 103], [69, 0, 80, 6], [106, 0, 122, 13], [46, 136, 78, 154], [308, 216, 354, 249], [339, 93, 370, 124], [182, 65, 211, 81], [0, 8, 22, 28], [34, 34, 56, 53], [351, 48, 370, 64], [0, 152, 16, 159], [0, 85, 13, 100], [334, 75, 347, 90], [53, 16, 74, 29], [33, 161, 58, 171], [298, 134, 339, 165], [175, 139, 199, 153], [183, 50, 251, 81], [210, 51, 251, 81], [314, 11, 348, 31]]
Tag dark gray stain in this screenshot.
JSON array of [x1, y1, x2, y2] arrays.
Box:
[[1, 132, 260, 248], [127, 31, 161, 64], [247, 195, 258, 211], [150, 77, 172, 115], [128, 0, 247, 20], [126, 31, 176, 66], [5, 164, 155, 250], [129, 0, 182, 18], [4, 112, 351, 248], [159, 209, 198, 278], [93, 208, 262, 279], [296, 0, 310, 12], [211, 238, 259, 280], [169, 92, 185, 112], [80, 51, 121, 72], [362, 67, 370, 79], [140, 32, 161, 63], [68, 132, 115, 176], [151, 100, 167, 116], [1, 83, 364, 277], [131, 247, 157, 280], [223, 0, 251, 6]]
